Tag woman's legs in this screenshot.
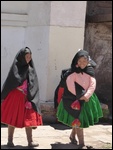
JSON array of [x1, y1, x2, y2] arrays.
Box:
[[69, 127, 77, 144], [76, 128, 85, 148], [25, 127, 39, 147], [7, 125, 15, 147]]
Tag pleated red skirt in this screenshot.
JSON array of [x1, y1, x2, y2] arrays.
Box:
[[1, 89, 43, 128]]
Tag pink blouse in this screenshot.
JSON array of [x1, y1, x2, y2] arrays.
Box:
[[66, 72, 96, 99], [17, 80, 27, 95]]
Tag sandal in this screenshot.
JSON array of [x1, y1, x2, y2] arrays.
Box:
[[69, 136, 77, 144], [28, 142, 39, 147]]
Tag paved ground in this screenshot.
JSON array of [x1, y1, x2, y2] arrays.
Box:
[[1, 122, 112, 149]]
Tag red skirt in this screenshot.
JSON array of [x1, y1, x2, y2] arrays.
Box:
[[1, 89, 43, 128]]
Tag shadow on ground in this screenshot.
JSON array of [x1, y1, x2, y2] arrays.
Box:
[[98, 118, 112, 125], [49, 123, 71, 130], [1, 124, 8, 128], [51, 142, 78, 149], [51, 142, 95, 149], [1, 145, 36, 149]]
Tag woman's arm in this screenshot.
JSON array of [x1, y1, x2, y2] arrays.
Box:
[[80, 77, 96, 102]]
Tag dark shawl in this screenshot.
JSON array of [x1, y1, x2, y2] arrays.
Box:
[[54, 49, 96, 118], [1, 47, 41, 114]]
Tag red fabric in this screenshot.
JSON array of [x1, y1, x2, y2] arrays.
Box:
[[72, 119, 81, 127], [57, 87, 64, 104], [71, 100, 80, 110], [24, 109, 42, 127], [1, 89, 43, 128]]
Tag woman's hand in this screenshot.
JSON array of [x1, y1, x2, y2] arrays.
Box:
[[80, 96, 89, 102]]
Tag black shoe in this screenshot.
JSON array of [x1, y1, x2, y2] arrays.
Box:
[[78, 143, 86, 149], [7, 142, 15, 147], [69, 136, 77, 144]]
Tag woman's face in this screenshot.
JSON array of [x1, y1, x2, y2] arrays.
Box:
[[25, 53, 32, 64], [77, 56, 89, 69]]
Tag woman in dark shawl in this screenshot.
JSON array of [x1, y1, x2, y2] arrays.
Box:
[[54, 49, 103, 149], [1, 47, 43, 147]]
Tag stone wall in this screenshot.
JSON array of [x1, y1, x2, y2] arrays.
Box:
[[84, 1, 112, 119]]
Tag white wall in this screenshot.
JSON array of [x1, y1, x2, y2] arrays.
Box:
[[46, 1, 87, 100], [24, 26, 50, 101], [1, 27, 25, 87], [50, 1, 86, 27]]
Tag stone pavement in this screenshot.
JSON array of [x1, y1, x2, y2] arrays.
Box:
[[1, 123, 112, 149]]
